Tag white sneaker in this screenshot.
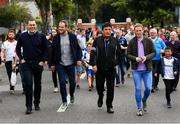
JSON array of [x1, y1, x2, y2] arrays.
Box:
[[57, 102, 68, 112], [61, 102, 67, 109], [53, 87, 58, 93], [137, 109, 143, 116]]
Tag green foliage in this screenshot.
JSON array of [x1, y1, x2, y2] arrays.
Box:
[[0, 3, 31, 28], [126, 0, 179, 27], [35, 0, 74, 32], [34, 16, 42, 25], [52, 0, 74, 24], [35, 0, 50, 33], [34, 0, 180, 28], [0, 33, 7, 42], [110, 0, 128, 9]]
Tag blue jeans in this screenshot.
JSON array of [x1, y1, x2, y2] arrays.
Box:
[[132, 70, 152, 109], [56, 64, 76, 103], [116, 63, 126, 84]]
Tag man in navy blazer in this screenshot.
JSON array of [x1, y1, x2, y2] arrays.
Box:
[[51, 20, 82, 108]]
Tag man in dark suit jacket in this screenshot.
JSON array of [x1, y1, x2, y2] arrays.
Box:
[[90, 22, 122, 114], [16, 20, 48, 114], [51, 20, 82, 109]]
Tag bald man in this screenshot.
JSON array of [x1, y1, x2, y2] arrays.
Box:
[[165, 31, 180, 91]]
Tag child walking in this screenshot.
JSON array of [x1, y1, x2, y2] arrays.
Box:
[[158, 47, 179, 108], [83, 43, 95, 91]]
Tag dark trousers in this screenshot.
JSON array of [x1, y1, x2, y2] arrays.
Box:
[[56, 64, 76, 103], [174, 59, 180, 89], [20, 62, 43, 109], [18, 64, 25, 91], [152, 60, 161, 88], [95, 69, 115, 108], [163, 79, 175, 102], [5, 61, 14, 90], [52, 70, 58, 88]]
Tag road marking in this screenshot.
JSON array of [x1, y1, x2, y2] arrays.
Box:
[[57, 104, 68, 112], [57, 94, 70, 112]]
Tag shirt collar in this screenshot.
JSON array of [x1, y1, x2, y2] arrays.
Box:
[[28, 31, 37, 35]]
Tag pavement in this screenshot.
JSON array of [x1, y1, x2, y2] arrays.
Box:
[[0, 64, 180, 123]]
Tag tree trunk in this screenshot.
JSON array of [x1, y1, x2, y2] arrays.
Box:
[[40, 9, 48, 34]]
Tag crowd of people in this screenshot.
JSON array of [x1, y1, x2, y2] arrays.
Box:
[[1, 19, 180, 116]]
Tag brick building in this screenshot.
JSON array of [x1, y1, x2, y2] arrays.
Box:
[[0, 0, 9, 6]]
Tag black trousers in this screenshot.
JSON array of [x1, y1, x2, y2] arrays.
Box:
[[163, 79, 175, 102], [173, 59, 180, 89], [52, 70, 58, 88], [95, 69, 115, 108], [152, 60, 161, 88], [20, 62, 43, 109], [18, 64, 25, 92], [5, 61, 14, 90]]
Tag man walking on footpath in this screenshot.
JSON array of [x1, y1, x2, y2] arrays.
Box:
[[51, 20, 82, 110], [127, 23, 155, 116], [16, 19, 48, 114], [1, 30, 17, 94], [90, 22, 122, 114]]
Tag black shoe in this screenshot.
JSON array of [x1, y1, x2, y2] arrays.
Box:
[[122, 79, 125, 84], [70, 96, 74, 104], [35, 105, 40, 111], [167, 102, 172, 108], [76, 85, 80, 89], [107, 108, 114, 114], [151, 89, 155, 93], [173, 88, 177, 91], [25, 108, 32, 115], [97, 97, 103, 108], [154, 86, 159, 91], [116, 83, 120, 87], [88, 86, 92, 91]]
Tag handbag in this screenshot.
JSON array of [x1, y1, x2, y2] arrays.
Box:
[[11, 71, 17, 86]]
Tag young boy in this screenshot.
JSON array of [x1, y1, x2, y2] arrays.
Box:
[[83, 43, 95, 91], [158, 47, 179, 108]]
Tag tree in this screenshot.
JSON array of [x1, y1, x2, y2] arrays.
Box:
[[52, 0, 74, 24], [152, 8, 174, 27], [72, 0, 94, 22], [35, 0, 74, 33], [72, 0, 127, 22], [35, 0, 50, 33], [126, 0, 180, 27], [94, 0, 128, 22], [0, 3, 31, 28]]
